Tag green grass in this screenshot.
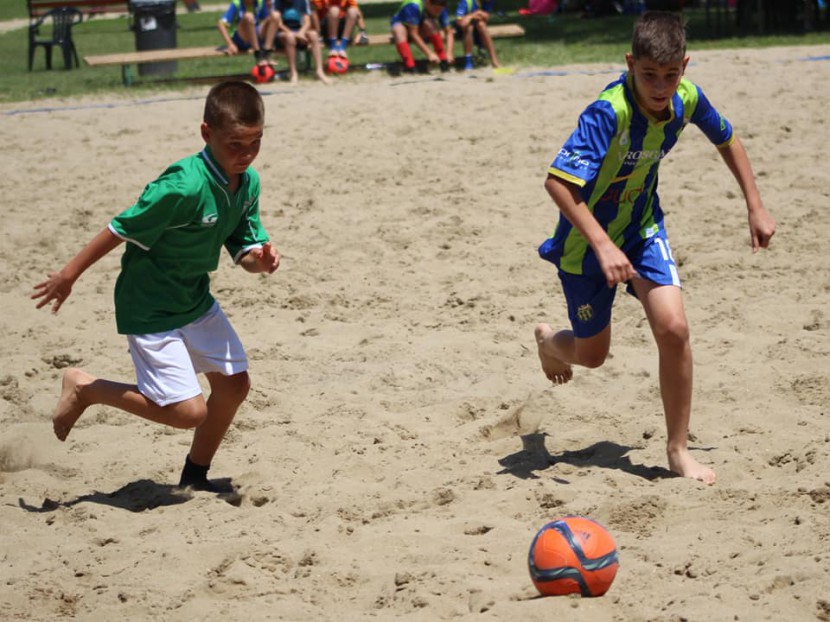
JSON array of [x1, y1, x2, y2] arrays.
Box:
[[0, 3, 27, 21], [2, 3, 829, 103]]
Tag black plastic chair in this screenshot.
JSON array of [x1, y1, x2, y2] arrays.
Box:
[[28, 7, 83, 71]]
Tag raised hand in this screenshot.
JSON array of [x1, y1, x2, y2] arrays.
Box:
[[32, 271, 74, 314]]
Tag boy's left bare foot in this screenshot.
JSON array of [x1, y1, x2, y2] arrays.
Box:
[[53, 368, 95, 441], [668, 448, 716, 485], [534, 323, 573, 384]]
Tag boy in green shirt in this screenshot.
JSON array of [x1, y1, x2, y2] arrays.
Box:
[[33, 81, 279, 492]]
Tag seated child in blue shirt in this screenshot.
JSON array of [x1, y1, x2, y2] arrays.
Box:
[[449, 0, 501, 69], [391, 0, 452, 72]]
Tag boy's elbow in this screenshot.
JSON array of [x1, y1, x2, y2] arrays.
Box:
[[544, 173, 559, 192], [545, 174, 579, 204]]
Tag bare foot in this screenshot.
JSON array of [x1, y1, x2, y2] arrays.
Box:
[[667, 447, 716, 485], [289, 70, 299, 85], [53, 368, 94, 441], [316, 71, 332, 85], [534, 323, 573, 384]]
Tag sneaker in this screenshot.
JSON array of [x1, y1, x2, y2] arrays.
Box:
[[356, 31, 369, 45], [463, 56, 474, 70], [439, 59, 449, 72]]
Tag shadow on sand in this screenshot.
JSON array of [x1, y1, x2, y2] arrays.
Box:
[[497, 433, 689, 482], [17, 477, 240, 513]]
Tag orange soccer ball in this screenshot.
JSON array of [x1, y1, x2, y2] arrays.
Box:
[[251, 63, 275, 84], [528, 516, 619, 597], [326, 56, 349, 75]]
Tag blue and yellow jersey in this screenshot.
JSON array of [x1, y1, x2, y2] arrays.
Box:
[[391, 0, 450, 28], [455, 0, 494, 17], [539, 72, 734, 275], [221, 0, 268, 34]]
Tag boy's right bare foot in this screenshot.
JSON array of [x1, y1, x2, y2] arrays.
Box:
[[668, 447, 716, 485], [53, 368, 94, 441], [534, 323, 573, 384]]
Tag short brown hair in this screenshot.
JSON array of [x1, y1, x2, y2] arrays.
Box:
[[631, 11, 686, 65], [203, 80, 265, 129]]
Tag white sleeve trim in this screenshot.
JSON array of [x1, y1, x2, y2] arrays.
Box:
[[233, 243, 262, 265], [108, 223, 150, 251]]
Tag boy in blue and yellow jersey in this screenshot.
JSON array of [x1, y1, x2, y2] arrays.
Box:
[[449, 0, 501, 69], [391, 0, 451, 73], [534, 12, 775, 485], [33, 82, 281, 493], [218, 0, 278, 65]]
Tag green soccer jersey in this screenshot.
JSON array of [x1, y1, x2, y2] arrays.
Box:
[[108, 147, 269, 335]]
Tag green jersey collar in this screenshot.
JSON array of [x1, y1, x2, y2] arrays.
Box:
[[200, 147, 248, 188]]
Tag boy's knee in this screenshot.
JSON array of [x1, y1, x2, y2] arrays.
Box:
[[654, 317, 690, 349], [580, 351, 608, 369], [574, 332, 610, 369], [169, 399, 208, 429], [228, 371, 251, 404]]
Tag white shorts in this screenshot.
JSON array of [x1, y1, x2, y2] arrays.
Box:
[[127, 302, 248, 407]]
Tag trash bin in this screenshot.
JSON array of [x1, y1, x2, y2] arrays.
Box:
[[129, 0, 177, 77]]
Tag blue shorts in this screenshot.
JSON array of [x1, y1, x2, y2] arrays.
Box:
[[232, 29, 263, 51], [453, 21, 482, 47], [559, 229, 681, 339]]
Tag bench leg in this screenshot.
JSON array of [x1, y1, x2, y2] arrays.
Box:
[[298, 49, 311, 73], [121, 64, 134, 86]]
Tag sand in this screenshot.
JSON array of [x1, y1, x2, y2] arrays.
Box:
[[1, 44, 829, 621]]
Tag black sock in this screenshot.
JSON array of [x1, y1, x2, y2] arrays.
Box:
[[178, 455, 218, 492]]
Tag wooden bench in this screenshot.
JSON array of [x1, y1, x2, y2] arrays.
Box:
[[84, 23, 526, 86], [28, 0, 128, 21], [85, 46, 225, 85], [84, 47, 314, 86], [360, 23, 526, 46]]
